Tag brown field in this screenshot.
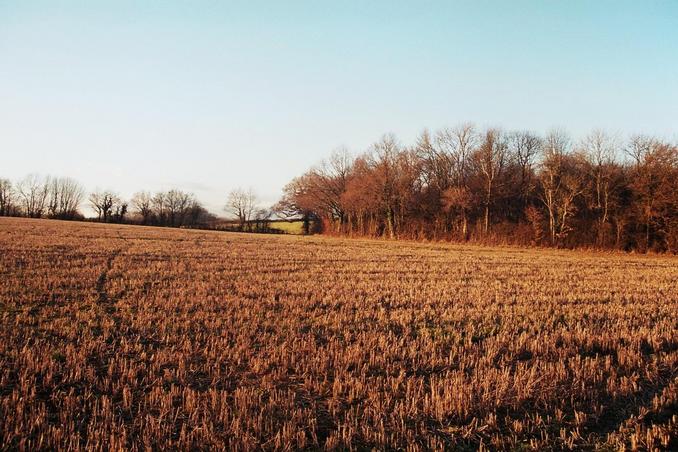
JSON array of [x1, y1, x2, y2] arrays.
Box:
[[0, 217, 676, 451]]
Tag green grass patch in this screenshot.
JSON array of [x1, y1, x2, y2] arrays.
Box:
[[268, 220, 306, 234]]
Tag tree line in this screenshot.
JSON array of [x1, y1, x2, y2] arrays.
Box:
[[0, 175, 85, 220], [277, 126, 677, 252], [0, 173, 281, 232], [2, 126, 676, 252], [0, 175, 250, 229]]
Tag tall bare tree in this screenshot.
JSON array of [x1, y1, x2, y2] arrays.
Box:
[[131, 191, 154, 224], [165, 189, 194, 227], [47, 177, 85, 219], [368, 134, 403, 239], [290, 148, 354, 232], [507, 130, 541, 210], [17, 174, 49, 218], [226, 188, 257, 229], [626, 135, 655, 168], [89, 190, 121, 222], [581, 130, 618, 245], [0, 178, 15, 216], [434, 124, 479, 237], [627, 140, 678, 251], [538, 131, 587, 244], [474, 129, 508, 234]]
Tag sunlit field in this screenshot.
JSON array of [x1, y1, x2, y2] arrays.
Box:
[[269, 220, 306, 235], [1, 217, 676, 450]]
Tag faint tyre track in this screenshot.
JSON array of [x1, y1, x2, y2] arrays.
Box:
[[94, 231, 130, 324]]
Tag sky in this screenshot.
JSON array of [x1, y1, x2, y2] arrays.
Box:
[[1, 1, 677, 214]]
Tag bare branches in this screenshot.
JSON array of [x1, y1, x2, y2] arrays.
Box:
[[279, 125, 678, 251], [133, 189, 207, 227], [225, 188, 257, 229], [16, 174, 50, 218], [89, 190, 121, 222], [131, 191, 153, 224], [0, 178, 16, 216], [47, 177, 85, 220]]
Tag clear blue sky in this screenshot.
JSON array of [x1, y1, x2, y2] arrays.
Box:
[[1, 1, 677, 213]]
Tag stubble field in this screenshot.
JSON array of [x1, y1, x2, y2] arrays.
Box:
[[0, 217, 676, 450]]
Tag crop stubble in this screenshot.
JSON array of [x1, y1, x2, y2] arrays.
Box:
[[0, 218, 676, 450]]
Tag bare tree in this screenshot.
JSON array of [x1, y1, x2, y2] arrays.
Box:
[[165, 189, 194, 227], [628, 140, 678, 251], [17, 174, 49, 218], [225, 188, 257, 230], [47, 177, 85, 219], [581, 130, 619, 245], [151, 192, 167, 225], [185, 199, 211, 227], [367, 134, 404, 239], [0, 178, 16, 216], [276, 176, 321, 235], [131, 191, 154, 224], [89, 190, 121, 222], [507, 131, 541, 209], [113, 202, 128, 223], [432, 123, 478, 237], [314, 148, 353, 231], [133, 190, 205, 227], [626, 135, 655, 167], [448, 123, 478, 187], [474, 129, 508, 234], [538, 131, 587, 244]]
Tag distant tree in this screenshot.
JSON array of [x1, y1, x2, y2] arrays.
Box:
[[507, 130, 541, 211], [113, 202, 128, 223], [537, 131, 587, 245], [473, 129, 508, 234], [151, 192, 168, 225], [131, 191, 154, 224], [627, 140, 678, 251], [580, 130, 620, 246], [413, 129, 447, 236], [626, 135, 654, 168], [314, 149, 353, 232], [164, 189, 193, 227], [376, 135, 403, 238], [17, 174, 49, 218], [47, 177, 85, 220], [275, 149, 352, 234], [434, 124, 478, 237], [276, 177, 320, 234], [341, 156, 380, 235], [0, 178, 16, 216], [225, 188, 257, 230], [130, 189, 208, 227], [89, 190, 121, 222], [185, 199, 212, 227]]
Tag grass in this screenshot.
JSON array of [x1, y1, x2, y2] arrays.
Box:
[[268, 220, 306, 234], [0, 217, 676, 450]]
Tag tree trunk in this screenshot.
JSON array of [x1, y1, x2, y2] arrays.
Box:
[[385, 208, 395, 239]]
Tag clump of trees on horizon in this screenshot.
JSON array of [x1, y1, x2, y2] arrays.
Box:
[[0, 176, 218, 229], [278, 126, 677, 253], [0, 175, 85, 220], [0, 175, 271, 231]]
